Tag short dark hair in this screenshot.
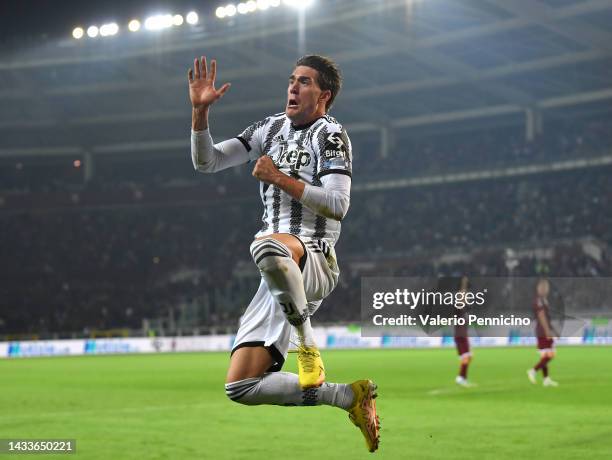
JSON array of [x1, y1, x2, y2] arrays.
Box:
[[295, 55, 342, 111]]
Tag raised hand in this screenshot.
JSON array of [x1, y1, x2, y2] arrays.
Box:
[[188, 56, 231, 109]]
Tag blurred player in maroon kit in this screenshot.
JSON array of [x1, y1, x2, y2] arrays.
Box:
[[454, 276, 474, 387], [527, 278, 559, 387]]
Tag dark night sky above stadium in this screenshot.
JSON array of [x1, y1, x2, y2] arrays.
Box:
[[0, 0, 217, 42]]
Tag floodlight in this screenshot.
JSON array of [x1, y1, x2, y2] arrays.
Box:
[[72, 27, 84, 39], [186, 11, 199, 24], [128, 19, 141, 32], [145, 14, 173, 30], [99, 23, 119, 37]]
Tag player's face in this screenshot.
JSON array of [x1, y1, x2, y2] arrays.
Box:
[[286, 66, 330, 125], [537, 280, 550, 297]]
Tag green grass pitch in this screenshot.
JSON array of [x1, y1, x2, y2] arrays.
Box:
[[1, 346, 611, 459]]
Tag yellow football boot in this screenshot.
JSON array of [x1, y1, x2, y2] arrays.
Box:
[[348, 379, 380, 453], [296, 345, 325, 389]]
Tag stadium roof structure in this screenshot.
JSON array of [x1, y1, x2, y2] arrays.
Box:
[[1, 0, 612, 158]]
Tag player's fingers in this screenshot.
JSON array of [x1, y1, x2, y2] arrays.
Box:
[[188, 68, 194, 83], [193, 58, 200, 79], [218, 82, 231, 96], [201, 56, 208, 80], [210, 59, 217, 83]]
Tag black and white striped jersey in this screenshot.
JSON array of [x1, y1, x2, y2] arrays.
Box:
[[237, 113, 352, 246]]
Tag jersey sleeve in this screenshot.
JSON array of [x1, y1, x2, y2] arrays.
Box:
[[533, 298, 547, 315], [236, 118, 269, 162], [314, 121, 352, 179]]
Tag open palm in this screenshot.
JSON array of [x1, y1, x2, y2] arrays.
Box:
[[188, 56, 231, 108]]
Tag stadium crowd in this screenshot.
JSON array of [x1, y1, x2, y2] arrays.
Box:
[[2, 161, 611, 337], [1, 119, 611, 337], [365, 118, 612, 179], [1, 118, 610, 194]]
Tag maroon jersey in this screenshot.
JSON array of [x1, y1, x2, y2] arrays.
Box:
[[534, 296, 551, 338], [454, 305, 468, 338]]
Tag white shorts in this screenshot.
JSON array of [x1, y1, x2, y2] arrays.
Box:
[[231, 237, 340, 371]]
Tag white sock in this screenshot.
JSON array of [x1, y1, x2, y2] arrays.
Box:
[[250, 238, 316, 347], [225, 372, 354, 410]]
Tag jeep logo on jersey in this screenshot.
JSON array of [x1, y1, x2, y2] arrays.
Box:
[[324, 132, 348, 159], [277, 148, 311, 171]]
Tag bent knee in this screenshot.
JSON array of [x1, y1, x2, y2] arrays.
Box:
[[224, 377, 260, 404], [250, 238, 294, 270]]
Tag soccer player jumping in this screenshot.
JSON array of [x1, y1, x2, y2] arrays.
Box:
[[188, 55, 380, 452], [527, 278, 559, 387]]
